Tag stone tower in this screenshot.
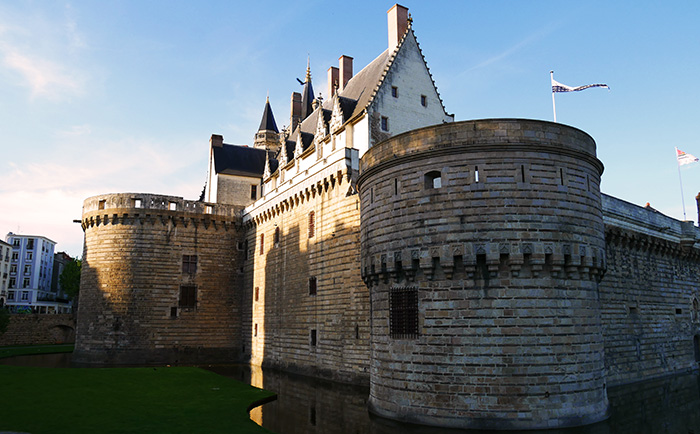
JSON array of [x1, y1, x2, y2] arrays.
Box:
[[358, 119, 609, 430], [253, 96, 280, 152]]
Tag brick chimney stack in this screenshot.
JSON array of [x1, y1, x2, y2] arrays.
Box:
[[328, 66, 339, 97], [290, 92, 302, 131], [339, 55, 353, 91], [387, 4, 409, 50], [210, 134, 223, 147]]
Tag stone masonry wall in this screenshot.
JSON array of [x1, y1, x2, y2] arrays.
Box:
[[74, 193, 243, 365], [358, 119, 608, 430], [241, 172, 369, 385], [600, 194, 700, 386], [0, 314, 75, 346]]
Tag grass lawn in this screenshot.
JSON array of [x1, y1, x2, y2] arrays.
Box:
[[0, 346, 275, 433]]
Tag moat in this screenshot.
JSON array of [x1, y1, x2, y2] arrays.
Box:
[[3, 353, 699, 433]]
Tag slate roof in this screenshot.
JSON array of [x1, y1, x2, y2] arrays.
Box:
[[213, 143, 271, 177], [258, 98, 278, 132]]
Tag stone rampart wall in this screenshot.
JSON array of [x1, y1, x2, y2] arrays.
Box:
[[601, 194, 700, 386], [242, 171, 369, 385], [74, 193, 243, 365], [0, 314, 75, 346]]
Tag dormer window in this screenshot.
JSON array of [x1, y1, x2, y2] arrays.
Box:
[[391, 86, 398, 98]]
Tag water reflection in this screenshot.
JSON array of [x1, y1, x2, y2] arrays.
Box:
[[209, 365, 700, 434], [3, 354, 698, 433], [0, 352, 73, 368]]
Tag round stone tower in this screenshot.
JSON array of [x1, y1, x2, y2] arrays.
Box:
[[357, 119, 608, 430], [74, 193, 243, 365]]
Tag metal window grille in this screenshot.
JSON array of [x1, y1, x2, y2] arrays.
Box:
[[308, 212, 315, 238], [390, 287, 419, 339], [179, 284, 197, 308]]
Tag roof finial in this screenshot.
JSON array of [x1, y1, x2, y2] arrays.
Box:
[[407, 13, 413, 25], [266, 91, 269, 103], [305, 54, 311, 82]]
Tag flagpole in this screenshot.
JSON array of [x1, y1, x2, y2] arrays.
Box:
[[676, 147, 688, 220], [550, 71, 557, 122]]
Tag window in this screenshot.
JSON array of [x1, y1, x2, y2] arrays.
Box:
[[424, 171, 442, 189], [182, 255, 197, 275], [205, 205, 213, 214], [381, 116, 389, 131], [274, 227, 280, 246], [133, 198, 142, 208], [310, 329, 317, 346], [8, 278, 15, 288], [421, 95, 427, 107], [255, 286, 259, 302], [309, 277, 317, 295], [391, 86, 398, 98], [26, 252, 32, 261], [169, 202, 177, 211], [98, 200, 106, 210], [251, 185, 257, 200], [254, 323, 258, 337], [23, 265, 30, 275], [12, 239, 19, 247], [7, 291, 14, 300], [260, 234, 264, 255], [244, 240, 249, 260], [390, 287, 419, 339], [26, 239, 34, 250], [11, 252, 18, 261], [179, 285, 197, 308], [10, 264, 16, 274], [308, 212, 315, 238], [21, 290, 29, 300]]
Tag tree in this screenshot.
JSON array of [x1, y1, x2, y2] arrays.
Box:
[[59, 259, 81, 300]]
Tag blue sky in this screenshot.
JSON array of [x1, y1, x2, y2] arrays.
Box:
[[1, 1, 699, 257]]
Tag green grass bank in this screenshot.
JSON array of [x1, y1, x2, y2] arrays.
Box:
[[0, 345, 274, 433]]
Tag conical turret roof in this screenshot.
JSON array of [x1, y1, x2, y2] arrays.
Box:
[[300, 61, 315, 121], [258, 96, 279, 133]]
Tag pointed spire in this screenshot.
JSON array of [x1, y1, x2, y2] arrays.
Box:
[[300, 57, 315, 121], [258, 97, 278, 133]]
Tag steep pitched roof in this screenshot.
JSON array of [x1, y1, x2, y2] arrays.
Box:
[[337, 49, 391, 121], [258, 97, 278, 133], [213, 143, 270, 177]]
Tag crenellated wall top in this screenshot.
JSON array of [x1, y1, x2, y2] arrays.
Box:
[[82, 193, 241, 219]]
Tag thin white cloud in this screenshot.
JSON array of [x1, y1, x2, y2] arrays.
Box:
[[2, 48, 84, 99], [0, 4, 88, 100]]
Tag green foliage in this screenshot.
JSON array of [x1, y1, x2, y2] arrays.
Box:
[[59, 259, 81, 300], [0, 308, 9, 335]]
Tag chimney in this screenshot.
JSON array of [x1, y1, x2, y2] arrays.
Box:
[[328, 66, 339, 97], [387, 4, 409, 50], [210, 134, 223, 147], [290, 92, 302, 131], [339, 55, 353, 91]]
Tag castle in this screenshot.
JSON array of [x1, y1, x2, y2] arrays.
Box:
[[74, 5, 700, 430]]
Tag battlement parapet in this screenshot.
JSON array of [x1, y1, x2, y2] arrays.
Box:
[[81, 193, 241, 231]]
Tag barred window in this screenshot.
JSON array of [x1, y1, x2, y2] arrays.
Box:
[[308, 211, 315, 238], [182, 255, 197, 274], [390, 287, 419, 339], [179, 284, 197, 308]]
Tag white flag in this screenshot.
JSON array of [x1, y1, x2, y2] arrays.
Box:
[[551, 78, 609, 93], [676, 147, 699, 166]]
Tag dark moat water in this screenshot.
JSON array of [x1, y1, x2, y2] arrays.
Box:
[[3, 354, 700, 433]]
